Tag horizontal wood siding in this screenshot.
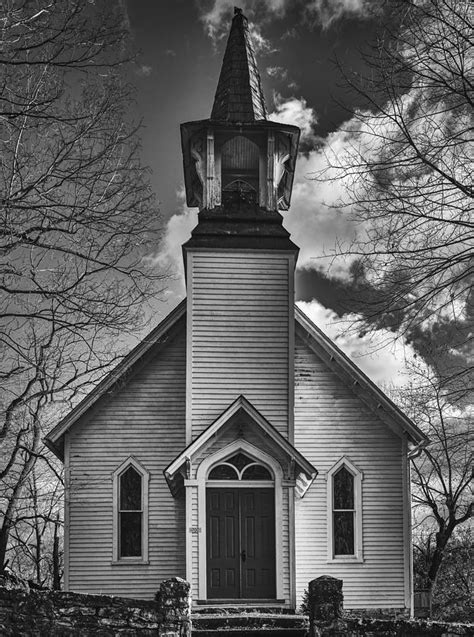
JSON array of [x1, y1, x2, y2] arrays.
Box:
[[188, 252, 292, 440], [294, 333, 406, 610], [67, 326, 187, 599]]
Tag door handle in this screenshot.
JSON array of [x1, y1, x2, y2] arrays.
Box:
[[241, 550, 246, 563]]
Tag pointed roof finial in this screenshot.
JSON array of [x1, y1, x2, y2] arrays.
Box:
[[211, 7, 267, 122]]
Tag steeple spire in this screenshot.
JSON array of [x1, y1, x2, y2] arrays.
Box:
[[211, 7, 267, 122]]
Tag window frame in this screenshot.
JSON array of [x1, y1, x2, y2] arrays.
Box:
[[112, 457, 149, 564], [326, 456, 363, 563]]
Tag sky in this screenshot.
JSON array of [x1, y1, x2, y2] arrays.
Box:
[[122, 0, 420, 389]]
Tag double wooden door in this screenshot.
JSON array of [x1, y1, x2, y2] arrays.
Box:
[[206, 488, 276, 599]]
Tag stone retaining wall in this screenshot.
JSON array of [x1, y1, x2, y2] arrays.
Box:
[[307, 575, 473, 637], [342, 616, 474, 636], [0, 576, 190, 636]]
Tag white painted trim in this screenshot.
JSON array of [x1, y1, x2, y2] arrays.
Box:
[[111, 456, 149, 563], [205, 480, 273, 488], [63, 432, 70, 591], [185, 253, 194, 446], [326, 456, 363, 563], [166, 395, 316, 482], [402, 436, 414, 615], [198, 480, 207, 600], [185, 484, 193, 590], [196, 440, 285, 602], [288, 485, 296, 609]]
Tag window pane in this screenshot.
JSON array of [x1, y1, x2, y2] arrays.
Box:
[[208, 464, 238, 480], [227, 453, 253, 472], [120, 512, 142, 557], [242, 464, 272, 480], [120, 467, 142, 510], [333, 467, 354, 509], [334, 511, 355, 555]]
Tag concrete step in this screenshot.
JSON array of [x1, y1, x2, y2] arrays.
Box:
[[191, 612, 308, 635]]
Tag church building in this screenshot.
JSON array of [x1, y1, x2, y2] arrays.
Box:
[[45, 8, 426, 613]]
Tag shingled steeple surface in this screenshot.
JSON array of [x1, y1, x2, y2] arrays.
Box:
[[211, 7, 267, 122]]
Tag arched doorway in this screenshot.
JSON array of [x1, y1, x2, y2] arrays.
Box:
[[206, 452, 276, 599]]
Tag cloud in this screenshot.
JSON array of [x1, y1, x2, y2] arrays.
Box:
[[149, 188, 198, 298], [248, 24, 277, 55], [135, 64, 153, 77], [297, 300, 419, 388], [269, 94, 318, 147], [267, 95, 359, 275], [266, 66, 288, 80], [196, 0, 376, 39], [304, 0, 374, 29]]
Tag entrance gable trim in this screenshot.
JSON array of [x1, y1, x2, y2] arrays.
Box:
[[165, 395, 317, 493]]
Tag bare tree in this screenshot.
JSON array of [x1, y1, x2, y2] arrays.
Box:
[[0, 0, 166, 571], [7, 460, 63, 588], [395, 365, 472, 602], [318, 0, 473, 358]]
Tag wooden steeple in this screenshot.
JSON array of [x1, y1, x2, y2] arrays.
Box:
[[180, 7, 300, 228]]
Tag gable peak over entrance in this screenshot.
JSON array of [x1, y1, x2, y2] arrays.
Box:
[[211, 7, 267, 123]]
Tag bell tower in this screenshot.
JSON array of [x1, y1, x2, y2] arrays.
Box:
[[181, 8, 300, 445]]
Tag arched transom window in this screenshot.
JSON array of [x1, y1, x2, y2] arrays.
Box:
[[208, 452, 273, 481]]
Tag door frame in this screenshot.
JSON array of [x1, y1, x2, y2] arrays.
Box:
[[195, 440, 284, 601]]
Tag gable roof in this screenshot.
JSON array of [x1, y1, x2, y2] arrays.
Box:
[[295, 306, 427, 446], [44, 299, 186, 460], [211, 8, 267, 122], [44, 299, 427, 460], [164, 395, 317, 496]]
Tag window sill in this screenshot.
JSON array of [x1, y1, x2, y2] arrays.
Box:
[[327, 556, 364, 564], [110, 560, 150, 566]]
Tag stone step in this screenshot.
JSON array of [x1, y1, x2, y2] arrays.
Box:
[[191, 612, 308, 635], [193, 630, 307, 637], [193, 605, 294, 615]]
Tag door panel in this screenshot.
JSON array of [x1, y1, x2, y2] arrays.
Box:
[[207, 489, 240, 598], [206, 488, 275, 599], [241, 488, 275, 598]]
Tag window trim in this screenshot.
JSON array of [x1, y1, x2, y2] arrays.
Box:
[[112, 457, 149, 564], [326, 456, 363, 563]]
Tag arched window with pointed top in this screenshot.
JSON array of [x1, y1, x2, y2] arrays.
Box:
[[327, 457, 363, 562], [112, 457, 149, 562]]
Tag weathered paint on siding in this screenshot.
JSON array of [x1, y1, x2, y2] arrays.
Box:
[[294, 332, 407, 610], [67, 325, 187, 600], [187, 252, 294, 441]]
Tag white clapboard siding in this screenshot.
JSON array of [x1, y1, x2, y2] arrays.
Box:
[[67, 326, 187, 599], [188, 252, 293, 440], [294, 333, 407, 610]]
